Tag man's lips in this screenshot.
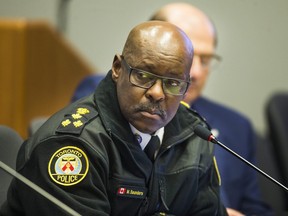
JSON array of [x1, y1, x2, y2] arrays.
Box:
[[148, 108, 162, 115], [139, 107, 165, 117], [140, 110, 162, 120]]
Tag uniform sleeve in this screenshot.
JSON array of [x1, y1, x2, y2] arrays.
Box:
[[1, 137, 111, 216]]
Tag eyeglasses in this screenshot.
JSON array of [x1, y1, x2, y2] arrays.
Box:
[[194, 53, 222, 69], [121, 56, 190, 96]]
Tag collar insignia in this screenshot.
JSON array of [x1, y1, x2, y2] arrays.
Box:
[[134, 133, 142, 144]]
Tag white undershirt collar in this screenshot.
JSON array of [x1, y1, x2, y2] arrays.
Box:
[[129, 124, 164, 150]]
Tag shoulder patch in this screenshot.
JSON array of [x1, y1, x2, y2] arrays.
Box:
[[48, 146, 89, 186], [56, 107, 98, 135]]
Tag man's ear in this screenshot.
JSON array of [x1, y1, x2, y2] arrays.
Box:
[[112, 54, 122, 82]]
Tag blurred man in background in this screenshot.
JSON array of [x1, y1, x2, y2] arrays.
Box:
[[150, 2, 273, 216]]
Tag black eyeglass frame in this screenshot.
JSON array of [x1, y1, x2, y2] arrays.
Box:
[[121, 56, 190, 96]]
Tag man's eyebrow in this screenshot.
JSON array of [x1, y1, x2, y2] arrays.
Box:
[[135, 61, 187, 79]]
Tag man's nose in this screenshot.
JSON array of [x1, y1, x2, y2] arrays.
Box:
[[145, 79, 165, 101]]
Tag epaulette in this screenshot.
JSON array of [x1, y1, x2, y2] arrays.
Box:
[[180, 101, 212, 130], [56, 106, 98, 135]]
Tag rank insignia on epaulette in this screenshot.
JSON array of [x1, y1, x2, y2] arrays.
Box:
[[77, 108, 90, 115], [61, 119, 71, 127], [56, 106, 98, 135], [73, 120, 83, 128], [48, 146, 89, 186], [72, 113, 82, 119]]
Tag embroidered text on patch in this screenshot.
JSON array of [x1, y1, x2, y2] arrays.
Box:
[[48, 146, 89, 186]]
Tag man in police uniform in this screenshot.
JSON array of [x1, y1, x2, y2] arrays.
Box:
[[1, 21, 227, 215], [69, 3, 273, 215]]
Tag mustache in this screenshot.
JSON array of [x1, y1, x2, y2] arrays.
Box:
[[134, 102, 167, 119]]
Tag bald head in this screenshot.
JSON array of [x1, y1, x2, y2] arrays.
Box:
[[122, 21, 193, 77], [150, 3, 217, 48]]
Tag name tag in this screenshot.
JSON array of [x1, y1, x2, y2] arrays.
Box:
[[116, 186, 147, 199]]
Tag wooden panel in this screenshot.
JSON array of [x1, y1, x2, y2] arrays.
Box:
[[0, 19, 95, 138], [0, 20, 26, 137]]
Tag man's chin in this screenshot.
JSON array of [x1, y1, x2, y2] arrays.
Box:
[[132, 120, 163, 134]]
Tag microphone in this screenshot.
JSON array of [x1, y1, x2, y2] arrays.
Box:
[[0, 161, 81, 216], [194, 124, 288, 192]]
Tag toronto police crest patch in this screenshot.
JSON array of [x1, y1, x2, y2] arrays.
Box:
[[48, 146, 89, 186]]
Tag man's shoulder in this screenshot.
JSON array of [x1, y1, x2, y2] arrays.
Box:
[[175, 101, 212, 134], [192, 96, 251, 125], [30, 95, 99, 145], [16, 96, 101, 171], [55, 105, 99, 136]]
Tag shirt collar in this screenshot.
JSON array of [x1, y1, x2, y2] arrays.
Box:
[[129, 124, 164, 150]]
